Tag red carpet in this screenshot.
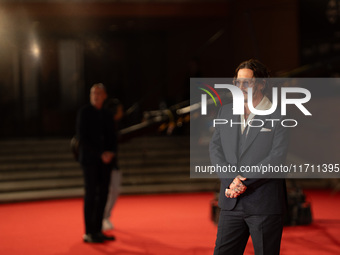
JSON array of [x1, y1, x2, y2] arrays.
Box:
[[0, 191, 339, 255], [280, 190, 340, 255]]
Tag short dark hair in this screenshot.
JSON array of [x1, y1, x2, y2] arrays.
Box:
[[234, 59, 270, 78]]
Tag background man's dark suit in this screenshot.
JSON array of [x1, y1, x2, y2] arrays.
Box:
[[77, 104, 116, 237], [210, 103, 289, 254]]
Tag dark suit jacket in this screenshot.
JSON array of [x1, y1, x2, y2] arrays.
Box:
[[76, 104, 117, 166], [209, 103, 289, 214]]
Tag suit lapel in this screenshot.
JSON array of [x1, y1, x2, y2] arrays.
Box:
[[228, 113, 239, 162], [239, 114, 267, 157]]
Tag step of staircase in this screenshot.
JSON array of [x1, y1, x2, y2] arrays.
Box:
[[0, 136, 217, 203]]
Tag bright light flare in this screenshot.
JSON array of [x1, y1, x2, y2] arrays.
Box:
[[31, 41, 40, 58]]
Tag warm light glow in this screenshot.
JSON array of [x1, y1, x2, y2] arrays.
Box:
[[31, 42, 40, 58]]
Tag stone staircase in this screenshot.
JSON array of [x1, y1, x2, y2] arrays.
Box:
[[0, 136, 218, 203]]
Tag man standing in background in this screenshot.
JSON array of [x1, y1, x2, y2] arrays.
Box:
[[76, 83, 116, 243]]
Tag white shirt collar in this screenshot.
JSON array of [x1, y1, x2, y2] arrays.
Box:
[[241, 96, 272, 134], [255, 95, 272, 111]]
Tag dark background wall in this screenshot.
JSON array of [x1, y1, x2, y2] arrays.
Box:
[[0, 0, 336, 138]]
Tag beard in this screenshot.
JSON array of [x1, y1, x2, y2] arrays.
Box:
[[243, 86, 262, 105]]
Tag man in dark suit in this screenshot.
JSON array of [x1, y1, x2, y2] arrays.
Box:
[[210, 59, 289, 255], [77, 83, 117, 243]]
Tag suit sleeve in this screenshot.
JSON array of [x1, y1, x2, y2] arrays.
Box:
[[104, 110, 117, 153], [209, 107, 234, 188]]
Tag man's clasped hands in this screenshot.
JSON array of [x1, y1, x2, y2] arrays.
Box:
[[225, 175, 247, 198]]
